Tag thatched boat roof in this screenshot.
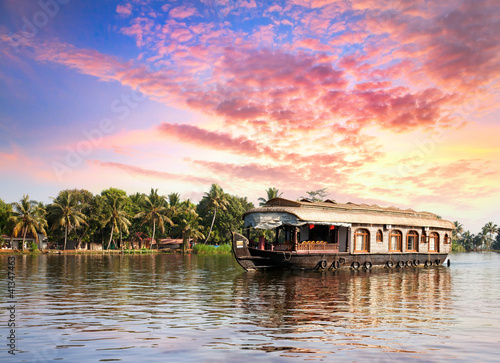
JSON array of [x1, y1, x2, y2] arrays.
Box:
[[244, 198, 454, 230]]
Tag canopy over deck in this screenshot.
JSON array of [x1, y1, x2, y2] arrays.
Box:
[[244, 212, 351, 229], [244, 198, 454, 230]]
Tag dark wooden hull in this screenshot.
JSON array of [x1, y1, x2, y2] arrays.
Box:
[[232, 232, 448, 271]]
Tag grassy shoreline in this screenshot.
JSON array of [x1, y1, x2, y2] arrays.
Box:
[[0, 244, 233, 255]]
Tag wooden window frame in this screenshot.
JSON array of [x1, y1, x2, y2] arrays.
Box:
[[389, 230, 402, 252], [429, 232, 439, 252], [376, 229, 383, 243], [354, 228, 370, 252], [406, 230, 418, 252]]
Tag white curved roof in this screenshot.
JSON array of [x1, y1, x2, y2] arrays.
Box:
[[244, 198, 454, 230]]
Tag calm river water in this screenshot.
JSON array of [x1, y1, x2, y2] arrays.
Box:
[[1, 252, 499, 362]]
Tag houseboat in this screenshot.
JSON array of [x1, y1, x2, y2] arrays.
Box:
[[232, 198, 454, 271]]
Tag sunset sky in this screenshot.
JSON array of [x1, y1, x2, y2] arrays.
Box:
[[0, 0, 499, 233]]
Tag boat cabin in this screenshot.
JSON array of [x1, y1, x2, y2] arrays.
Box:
[[243, 198, 453, 255]]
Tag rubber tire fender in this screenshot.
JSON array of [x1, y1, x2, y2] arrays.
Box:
[[386, 260, 394, 268], [364, 261, 372, 270], [351, 261, 360, 270], [330, 260, 340, 270]]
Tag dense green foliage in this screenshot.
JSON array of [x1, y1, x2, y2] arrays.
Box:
[[0, 198, 12, 235], [10, 195, 47, 250], [1, 184, 254, 250], [452, 221, 500, 252]]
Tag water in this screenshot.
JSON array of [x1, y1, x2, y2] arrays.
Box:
[[1, 252, 499, 362]]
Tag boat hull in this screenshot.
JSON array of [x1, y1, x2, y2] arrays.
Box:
[[232, 232, 448, 271]]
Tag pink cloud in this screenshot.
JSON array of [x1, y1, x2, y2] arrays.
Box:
[[239, 0, 257, 9], [157, 123, 279, 159], [0, 148, 56, 182], [121, 17, 156, 47], [169, 5, 199, 19], [116, 4, 133, 18]]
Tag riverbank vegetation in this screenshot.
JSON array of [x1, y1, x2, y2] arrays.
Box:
[[0, 184, 252, 253], [452, 221, 500, 252]]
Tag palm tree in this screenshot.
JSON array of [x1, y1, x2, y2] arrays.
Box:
[[453, 221, 464, 237], [168, 192, 181, 209], [202, 184, 229, 244], [134, 188, 173, 250], [482, 222, 498, 250], [460, 231, 474, 251], [103, 194, 131, 250], [129, 192, 144, 212], [178, 203, 205, 253], [452, 221, 464, 249], [48, 190, 86, 251], [258, 187, 283, 206], [11, 194, 47, 251], [474, 233, 485, 250]]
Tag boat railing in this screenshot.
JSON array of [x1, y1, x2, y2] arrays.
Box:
[[267, 241, 340, 252], [297, 241, 339, 251], [273, 243, 294, 251]]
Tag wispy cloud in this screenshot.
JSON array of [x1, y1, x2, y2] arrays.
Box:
[[1, 0, 499, 231]]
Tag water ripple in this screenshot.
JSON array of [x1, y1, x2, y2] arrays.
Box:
[[1, 253, 500, 362]]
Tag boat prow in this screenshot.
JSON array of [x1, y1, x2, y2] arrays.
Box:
[[232, 232, 277, 270]]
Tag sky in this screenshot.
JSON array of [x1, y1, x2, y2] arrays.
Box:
[[0, 0, 499, 233]]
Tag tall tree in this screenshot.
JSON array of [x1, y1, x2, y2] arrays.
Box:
[[473, 233, 485, 250], [0, 198, 12, 235], [48, 190, 86, 251], [103, 193, 131, 250], [453, 221, 464, 237], [177, 202, 204, 253], [70, 189, 95, 249], [134, 188, 173, 250], [258, 187, 283, 206], [201, 184, 229, 244], [452, 221, 464, 251], [482, 222, 498, 250], [459, 231, 474, 251], [168, 192, 181, 209], [492, 233, 500, 251], [128, 192, 146, 249], [11, 194, 47, 250], [301, 188, 329, 202]]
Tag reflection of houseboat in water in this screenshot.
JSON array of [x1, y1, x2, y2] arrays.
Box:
[[231, 267, 452, 334], [232, 198, 454, 271]]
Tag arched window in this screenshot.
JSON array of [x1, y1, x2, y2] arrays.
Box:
[[354, 229, 370, 252], [407, 230, 418, 252], [444, 233, 450, 244], [376, 230, 383, 243], [389, 230, 402, 252], [429, 232, 439, 252]]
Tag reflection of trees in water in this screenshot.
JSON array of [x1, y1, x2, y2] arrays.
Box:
[[232, 268, 452, 331]]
